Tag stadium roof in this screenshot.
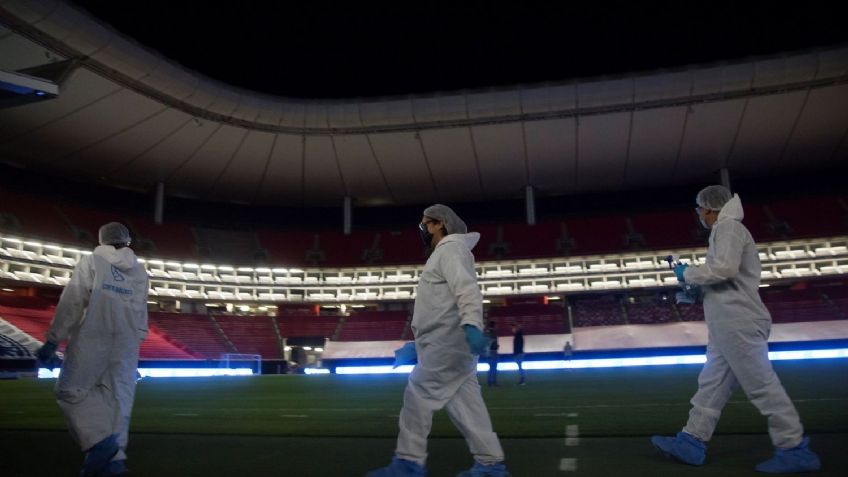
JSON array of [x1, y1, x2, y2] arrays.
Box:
[[63, 1, 848, 99], [1, 1, 847, 208]]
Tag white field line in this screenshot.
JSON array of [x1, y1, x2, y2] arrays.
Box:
[[560, 418, 579, 471], [559, 458, 577, 471]]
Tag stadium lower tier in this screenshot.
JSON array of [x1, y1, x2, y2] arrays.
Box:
[[3, 308, 847, 375], [2, 279, 847, 371]]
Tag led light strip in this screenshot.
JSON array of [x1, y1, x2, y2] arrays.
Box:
[[38, 367, 254, 378], [332, 348, 848, 375], [33, 348, 847, 378]]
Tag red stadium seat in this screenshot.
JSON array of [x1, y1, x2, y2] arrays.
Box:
[[487, 304, 567, 335], [570, 295, 625, 327], [276, 315, 341, 338], [148, 312, 230, 359], [214, 315, 283, 359], [336, 310, 409, 341]]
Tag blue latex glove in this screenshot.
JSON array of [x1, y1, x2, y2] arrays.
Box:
[[463, 325, 488, 355], [392, 342, 417, 368], [36, 341, 57, 364], [675, 290, 695, 305], [674, 263, 689, 283], [676, 284, 702, 305]]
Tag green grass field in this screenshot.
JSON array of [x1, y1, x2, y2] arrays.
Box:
[[2, 359, 847, 476]]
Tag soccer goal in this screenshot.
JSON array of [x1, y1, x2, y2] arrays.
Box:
[[221, 353, 262, 375]]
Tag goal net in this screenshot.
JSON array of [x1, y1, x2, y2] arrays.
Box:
[[221, 353, 262, 375]]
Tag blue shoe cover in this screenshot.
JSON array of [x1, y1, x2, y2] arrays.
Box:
[[366, 457, 428, 477], [651, 431, 706, 466], [80, 434, 119, 477], [456, 461, 511, 477], [99, 460, 128, 476], [755, 437, 821, 473]]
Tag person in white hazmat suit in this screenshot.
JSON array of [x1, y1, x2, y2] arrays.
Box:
[[651, 186, 820, 473], [368, 205, 509, 477], [36, 223, 149, 477]]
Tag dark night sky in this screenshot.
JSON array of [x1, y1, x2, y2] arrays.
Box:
[[71, 1, 848, 99]]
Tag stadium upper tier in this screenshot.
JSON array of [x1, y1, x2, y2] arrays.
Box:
[[1, 189, 847, 265], [1, 228, 846, 303]]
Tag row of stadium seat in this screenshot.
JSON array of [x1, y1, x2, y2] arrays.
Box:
[[337, 311, 412, 341], [2, 280, 845, 359], [2, 188, 846, 267], [487, 303, 568, 335], [568, 283, 848, 327], [0, 304, 196, 360]]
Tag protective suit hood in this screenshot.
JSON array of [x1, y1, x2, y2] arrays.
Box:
[[93, 245, 138, 271], [716, 194, 744, 223], [436, 232, 480, 251]]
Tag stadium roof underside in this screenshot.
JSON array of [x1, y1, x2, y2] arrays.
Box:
[[1, 1, 847, 208]]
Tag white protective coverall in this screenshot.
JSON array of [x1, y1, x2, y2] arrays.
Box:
[[396, 232, 505, 466], [682, 194, 803, 449], [46, 245, 149, 459]]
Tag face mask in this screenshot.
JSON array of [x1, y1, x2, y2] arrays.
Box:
[[419, 223, 433, 246], [696, 205, 713, 229]]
